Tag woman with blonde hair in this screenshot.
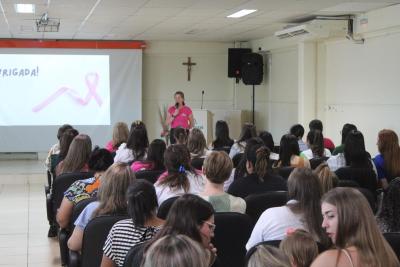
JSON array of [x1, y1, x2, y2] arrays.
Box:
[[373, 129, 400, 189], [313, 163, 338, 195], [141, 235, 209, 267], [246, 245, 290, 267], [67, 162, 135, 251], [106, 122, 129, 153], [56, 134, 92, 176], [187, 128, 211, 159], [311, 188, 399, 267]]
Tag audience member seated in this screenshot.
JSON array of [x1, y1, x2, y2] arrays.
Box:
[[373, 129, 400, 189], [228, 142, 287, 199], [200, 151, 246, 213], [280, 229, 319, 267], [131, 139, 166, 172], [114, 121, 149, 164], [300, 130, 332, 160], [313, 163, 338, 195], [154, 145, 205, 205], [56, 148, 114, 228], [144, 194, 217, 267], [51, 128, 79, 174], [335, 131, 377, 193], [332, 123, 357, 156], [246, 168, 328, 249], [45, 124, 73, 171], [56, 134, 92, 177], [141, 235, 209, 267], [273, 134, 310, 169], [173, 127, 188, 145], [259, 131, 279, 161], [210, 120, 234, 152], [229, 123, 257, 158], [105, 122, 129, 154], [100, 180, 164, 267], [188, 128, 211, 159], [290, 124, 308, 152], [309, 119, 335, 152], [376, 178, 400, 233], [246, 245, 290, 267], [311, 188, 399, 267], [67, 163, 135, 251]]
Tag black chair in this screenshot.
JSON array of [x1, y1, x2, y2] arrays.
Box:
[[123, 242, 147, 267], [276, 167, 295, 180], [384, 232, 400, 260], [157, 196, 179, 220], [191, 157, 205, 170], [46, 171, 93, 238], [58, 197, 97, 266], [309, 157, 329, 170], [135, 170, 164, 184], [338, 180, 360, 188], [213, 146, 231, 155], [232, 153, 244, 168], [335, 167, 378, 194], [356, 187, 377, 213], [69, 214, 129, 267], [245, 191, 288, 224], [212, 212, 253, 267]]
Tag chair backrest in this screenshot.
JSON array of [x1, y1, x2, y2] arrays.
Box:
[[276, 167, 295, 180], [135, 170, 164, 184], [157, 196, 179, 220], [68, 197, 97, 231], [338, 180, 360, 188], [232, 153, 244, 168], [245, 191, 288, 224], [212, 212, 253, 267], [309, 157, 329, 170], [335, 167, 378, 193], [80, 215, 129, 267], [123, 242, 147, 267], [213, 146, 231, 155], [384, 232, 400, 260], [191, 157, 205, 170], [52, 172, 93, 215], [355, 187, 377, 213]]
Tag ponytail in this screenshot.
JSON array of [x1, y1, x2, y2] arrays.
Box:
[[127, 180, 158, 226], [307, 130, 324, 158], [254, 147, 271, 182]]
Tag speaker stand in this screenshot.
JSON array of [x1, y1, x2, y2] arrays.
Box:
[[252, 84, 255, 124]]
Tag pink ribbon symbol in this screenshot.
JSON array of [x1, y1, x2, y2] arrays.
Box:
[[32, 73, 103, 113]]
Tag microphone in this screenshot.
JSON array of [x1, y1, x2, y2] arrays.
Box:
[[175, 102, 179, 109], [201, 90, 205, 110]]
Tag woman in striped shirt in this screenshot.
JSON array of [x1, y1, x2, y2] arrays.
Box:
[[100, 180, 164, 267]]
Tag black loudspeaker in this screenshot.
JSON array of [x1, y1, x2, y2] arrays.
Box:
[[241, 53, 263, 85], [228, 48, 252, 78]]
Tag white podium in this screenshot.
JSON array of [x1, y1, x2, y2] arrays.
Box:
[[192, 109, 213, 144]]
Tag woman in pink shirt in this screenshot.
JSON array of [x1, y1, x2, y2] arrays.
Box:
[[166, 91, 194, 144]]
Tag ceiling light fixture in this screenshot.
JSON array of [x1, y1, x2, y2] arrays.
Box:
[[227, 9, 257, 18], [15, 4, 35, 14]]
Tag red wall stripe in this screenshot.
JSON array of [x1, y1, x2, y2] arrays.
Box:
[[0, 39, 146, 49]]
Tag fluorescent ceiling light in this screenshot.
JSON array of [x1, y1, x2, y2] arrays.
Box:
[[14, 4, 35, 14], [227, 9, 257, 18]]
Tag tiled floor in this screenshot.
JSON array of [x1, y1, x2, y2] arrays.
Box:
[[0, 160, 60, 267]]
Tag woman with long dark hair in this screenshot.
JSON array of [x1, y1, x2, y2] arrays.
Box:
[[300, 130, 331, 160], [376, 177, 400, 233], [229, 123, 257, 158], [211, 120, 234, 151], [246, 168, 328, 250], [154, 145, 205, 205], [273, 134, 310, 168], [114, 121, 149, 164], [131, 139, 166, 172]]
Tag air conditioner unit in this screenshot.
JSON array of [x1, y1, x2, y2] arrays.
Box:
[[275, 19, 348, 40]]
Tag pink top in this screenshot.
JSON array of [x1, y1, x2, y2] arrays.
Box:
[[168, 105, 192, 129], [105, 140, 117, 153], [131, 161, 154, 172]]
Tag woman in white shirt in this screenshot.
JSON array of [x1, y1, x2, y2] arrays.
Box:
[[114, 121, 149, 163], [229, 123, 257, 158], [300, 130, 331, 160], [154, 144, 205, 205], [246, 168, 329, 250]]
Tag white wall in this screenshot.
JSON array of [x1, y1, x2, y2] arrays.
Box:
[[142, 41, 269, 142]]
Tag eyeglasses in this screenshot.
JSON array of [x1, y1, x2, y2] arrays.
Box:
[[203, 221, 216, 232]]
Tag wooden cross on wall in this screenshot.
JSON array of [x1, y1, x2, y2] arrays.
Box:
[[182, 57, 196, 81]]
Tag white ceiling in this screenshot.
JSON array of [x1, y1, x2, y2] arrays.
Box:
[[0, 0, 399, 41]]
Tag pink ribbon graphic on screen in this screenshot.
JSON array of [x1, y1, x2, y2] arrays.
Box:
[[32, 73, 103, 112]]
